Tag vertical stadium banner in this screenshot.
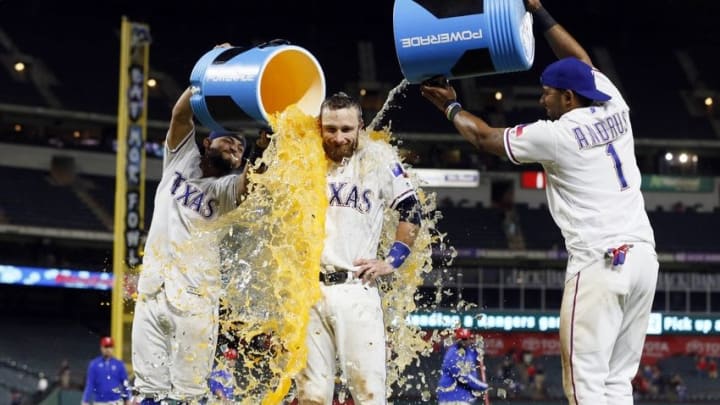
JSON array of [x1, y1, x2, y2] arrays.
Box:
[[112, 17, 150, 365]]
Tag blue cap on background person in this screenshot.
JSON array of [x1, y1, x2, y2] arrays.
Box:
[[540, 57, 612, 102]]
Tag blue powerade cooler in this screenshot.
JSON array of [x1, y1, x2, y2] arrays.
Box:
[[393, 0, 535, 83], [189, 39, 326, 132]]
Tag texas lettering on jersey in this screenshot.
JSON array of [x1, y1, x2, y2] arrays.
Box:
[[169, 171, 218, 218], [328, 182, 373, 214]]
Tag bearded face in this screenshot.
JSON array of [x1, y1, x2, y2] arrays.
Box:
[[322, 135, 357, 162], [205, 147, 235, 174], [204, 135, 244, 175], [320, 107, 362, 163]]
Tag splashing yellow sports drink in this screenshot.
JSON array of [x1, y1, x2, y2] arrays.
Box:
[[181, 103, 448, 403]]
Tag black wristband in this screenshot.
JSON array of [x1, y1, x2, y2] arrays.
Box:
[[447, 104, 462, 122], [443, 99, 458, 110], [534, 7, 558, 32]]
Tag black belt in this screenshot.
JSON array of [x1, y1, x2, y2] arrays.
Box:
[[319, 269, 350, 285]]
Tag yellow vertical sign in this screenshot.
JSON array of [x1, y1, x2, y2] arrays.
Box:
[[112, 17, 150, 365]]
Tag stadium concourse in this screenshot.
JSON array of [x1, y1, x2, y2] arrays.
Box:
[[1, 0, 720, 404]]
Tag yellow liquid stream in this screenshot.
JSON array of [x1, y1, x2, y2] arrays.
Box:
[[164, 105, 448, 404]]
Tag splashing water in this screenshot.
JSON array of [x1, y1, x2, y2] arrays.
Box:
[[362, 128, 460, 398], [193, 105, 327, 404], [368, 79, 409, 131], [139, 95, 467, 403], [217, 107, 457, 402]]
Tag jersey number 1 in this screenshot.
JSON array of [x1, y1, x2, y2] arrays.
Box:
[[606, 143, 628, 190]]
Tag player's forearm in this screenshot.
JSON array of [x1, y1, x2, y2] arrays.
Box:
[[460, 374, 488, 391], [384, 221, 418, 270], [543, 24, 592, 66], [395, 221, 419, 248], [452, 111, 506, 157], [532, 6, 593, 66], [235, 171, 249, 204], [167, 87, 196, 149], [172, 87, 194, 123]]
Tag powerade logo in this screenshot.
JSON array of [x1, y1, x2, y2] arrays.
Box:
[[207, 66, 258, 82], [400, 29, 483, 48]]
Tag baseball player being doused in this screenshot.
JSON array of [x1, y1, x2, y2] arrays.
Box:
[[294, 92, 422, 405], [419, 1, 658, 404]]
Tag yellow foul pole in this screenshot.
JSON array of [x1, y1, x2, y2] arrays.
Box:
[[112, 16, 151, 366]]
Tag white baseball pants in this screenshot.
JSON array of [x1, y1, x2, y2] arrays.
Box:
[[560, 242, 658, 405], [297, 280, 387, 405], [131, 288, 219, 401]]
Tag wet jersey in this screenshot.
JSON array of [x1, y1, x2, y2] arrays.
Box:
[[322, 139, 416, 272], [139, 130, 239, 310]]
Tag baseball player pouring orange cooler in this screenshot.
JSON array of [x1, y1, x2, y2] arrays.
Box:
[[420, 1, 658, 404], [295, 92, 422, 404]]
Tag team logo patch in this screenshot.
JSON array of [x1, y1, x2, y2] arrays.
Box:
[[514, 124, 528, 137], [392, 162, 408, 178]]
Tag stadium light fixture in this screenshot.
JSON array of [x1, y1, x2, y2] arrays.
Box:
[[494, 91, 503, 101], [705, 97, 713, 107], [13, 61, 25, 72], [664, 152, 673, 161]]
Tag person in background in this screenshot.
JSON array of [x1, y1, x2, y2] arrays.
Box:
[[81, 337, 130, 405], [9, 388, 23, 405], [436, 328, 488, 405], [37, 372, 49, 393], [58, 359, 72, 389], [708, 358, 718, 379], [208, 348, 238, 404]]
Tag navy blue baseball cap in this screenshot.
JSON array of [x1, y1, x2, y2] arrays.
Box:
[[208, 131, 246, 148], [540, 57, 611, 102]]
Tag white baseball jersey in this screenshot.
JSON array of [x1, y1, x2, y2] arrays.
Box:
[[503, 69, 655, 270], [321, 138, 416, 271], [300, 137, 416, 404], [139, 130, 239, 311]]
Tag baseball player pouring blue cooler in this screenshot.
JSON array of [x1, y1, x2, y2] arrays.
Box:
[[420, 1, 658, 404], [295, 92, 422, 405], [131, 44, 250, 404]]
